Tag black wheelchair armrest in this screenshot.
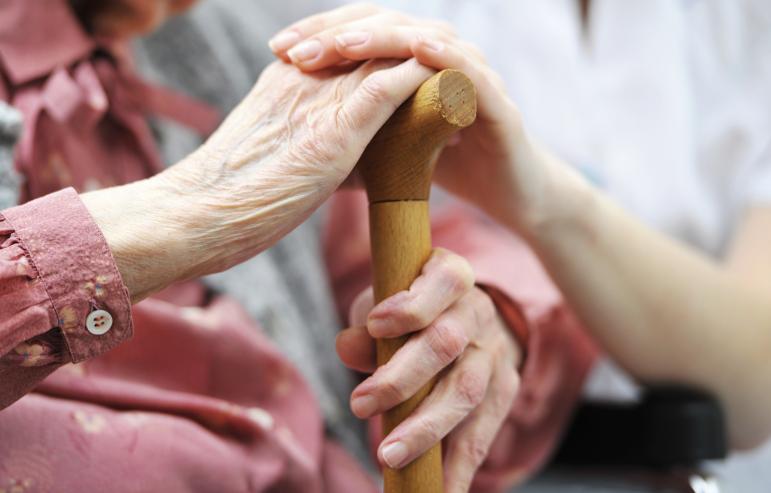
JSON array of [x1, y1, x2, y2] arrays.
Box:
[[552, 386, 728, 469]]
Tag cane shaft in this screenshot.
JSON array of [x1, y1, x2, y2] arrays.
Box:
[[369, 201, 441, 492]]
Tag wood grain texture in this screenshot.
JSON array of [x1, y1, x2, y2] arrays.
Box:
[[370, 201, 441, 492], [357, 70, 477, 493], [359, 69, 477, 203]]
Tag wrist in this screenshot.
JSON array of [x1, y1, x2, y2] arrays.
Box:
[[503, 141, 598, 246], [81, 175, 205, 302]]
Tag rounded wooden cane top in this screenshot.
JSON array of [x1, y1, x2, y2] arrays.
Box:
[[357, 69, 477, 203]]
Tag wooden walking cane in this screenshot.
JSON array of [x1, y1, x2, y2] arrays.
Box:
[[357, 69, 477, 493]]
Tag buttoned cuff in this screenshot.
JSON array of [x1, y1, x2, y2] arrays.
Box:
[[2, 187, 132, 362]]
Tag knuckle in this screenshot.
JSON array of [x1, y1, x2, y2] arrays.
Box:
[[361, 57, 400, 73], [379, 374, 408, 403], [461, 435, 490, 466], [413, 413, 443, 443], [454, 368, 487, 408], [426, 323, 467, 366], [401, 298, 432, 329], [358, 72, 393, 108], [321, 27, 344, 40], [471, 289, 496, 328], [434, 251, 474, 294], [334, 103, 357, 133]]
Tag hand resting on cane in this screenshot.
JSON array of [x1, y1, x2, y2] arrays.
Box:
[[338, 248, 521, 488], [81, 58, 436, 302]]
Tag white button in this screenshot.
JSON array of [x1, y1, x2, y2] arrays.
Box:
[[86, 310, 113, 335]]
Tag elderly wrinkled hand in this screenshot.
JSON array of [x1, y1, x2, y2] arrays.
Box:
[[336, 248, 521, 492], [270, 3, 553, 233], [162, 58, 432, 263], [84, 57, 435, 302]]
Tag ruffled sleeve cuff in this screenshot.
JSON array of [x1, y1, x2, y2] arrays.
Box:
[[1, 187, 132, 362]]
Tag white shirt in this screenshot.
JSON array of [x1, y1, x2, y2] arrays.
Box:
[[372, 0, 771, 257]]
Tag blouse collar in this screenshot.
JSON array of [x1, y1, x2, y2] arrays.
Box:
[[0, 0, 96, 85]]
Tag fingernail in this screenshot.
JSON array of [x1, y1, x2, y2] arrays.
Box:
[[381, 441, 409, 469], [421, 38, 445, 52], [351, 395, 378, 418], [287, 39, 322, 63], [268, 30, 300, 52], [335, 31, 371, 48]]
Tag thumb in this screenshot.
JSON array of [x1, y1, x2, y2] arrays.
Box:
[[336, 326, 377, 373]]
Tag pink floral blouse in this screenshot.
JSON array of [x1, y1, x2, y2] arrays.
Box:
[[0, 1, 597, 492]]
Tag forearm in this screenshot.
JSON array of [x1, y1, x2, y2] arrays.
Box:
[[80, 175, 201, 303], [512, 145, 771, 449], [80, 148, 335, 304]]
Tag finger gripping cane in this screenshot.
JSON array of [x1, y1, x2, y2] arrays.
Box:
[[357, 70, 477, 493]]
